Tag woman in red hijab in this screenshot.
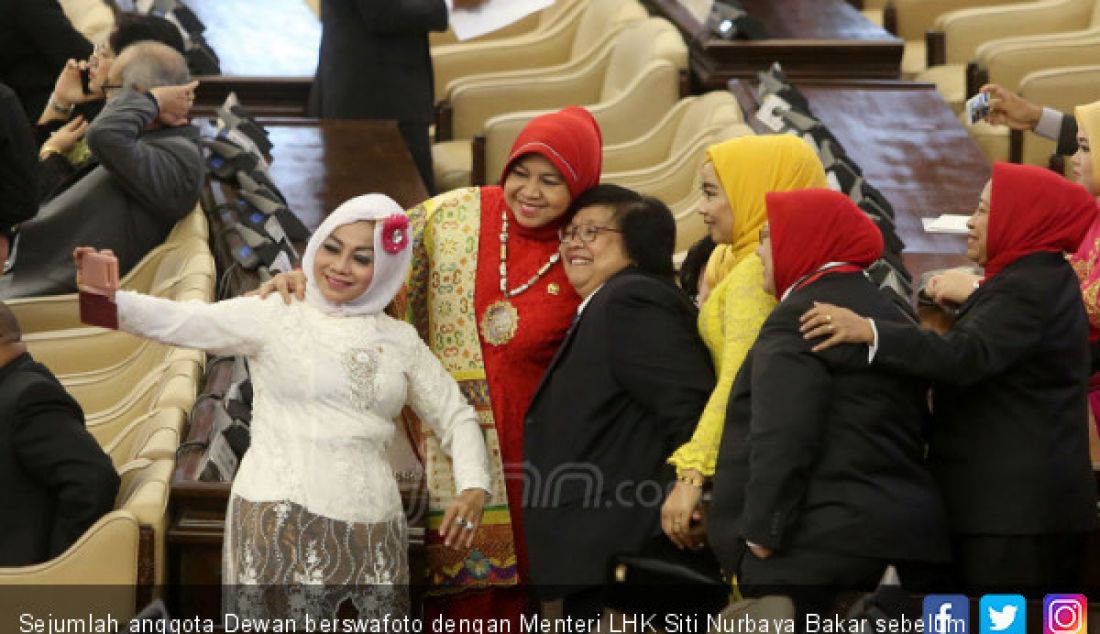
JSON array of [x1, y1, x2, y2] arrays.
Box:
[[407, 107, 601, 624], [708, 189, 949, 620], [255, 107, 603, 624], [801, 163, 1099, 595]]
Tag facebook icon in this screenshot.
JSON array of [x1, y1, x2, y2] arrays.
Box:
[[925, 595, 971, 634]]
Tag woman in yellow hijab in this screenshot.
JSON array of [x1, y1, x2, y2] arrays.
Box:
[[661, 134, 827, 548]]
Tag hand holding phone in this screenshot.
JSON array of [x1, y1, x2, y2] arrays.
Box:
[[74, 247, 120, 329], [966, 92, 990, 126], [75, 247, 119, 296]]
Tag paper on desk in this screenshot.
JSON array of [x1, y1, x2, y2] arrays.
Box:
[[922, 214, 971, 234], [450, 0, 555, 41]]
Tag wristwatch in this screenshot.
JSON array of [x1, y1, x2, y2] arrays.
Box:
[[49, 95, 74, 116]]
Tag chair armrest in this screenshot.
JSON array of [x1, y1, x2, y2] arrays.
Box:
[[939, 0, 1094, 63], [449, 51, 610, 139], [0, 511, 141, 621]]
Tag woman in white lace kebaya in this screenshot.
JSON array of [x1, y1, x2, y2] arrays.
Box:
[[75, 194, 492, 622]]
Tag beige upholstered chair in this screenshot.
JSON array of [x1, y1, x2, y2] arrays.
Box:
[[431, 0, 591, 98], [605, 123, 756, 214], [439, 18, 687, 188], [100, 407, 187, 468], [888, 0, 1032, 78], [917, 0, 1097, 112], [601, 92, 743, 173]]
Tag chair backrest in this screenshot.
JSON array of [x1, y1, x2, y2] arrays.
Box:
[[1089, 0, 1100, 26], [669, 92, 743, 156], [115, 458, 174, 586], [571, 0, 647, 58], [600, 18, 688, 99], [63, 348, 200, 416], [102, 408, 186, 468]]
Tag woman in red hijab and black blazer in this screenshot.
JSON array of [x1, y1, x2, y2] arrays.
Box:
[[708, 189, 950, 617], [803, 162, 1099, 594]]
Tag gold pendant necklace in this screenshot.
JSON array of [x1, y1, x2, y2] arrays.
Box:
[[479, 207, 560, 346]]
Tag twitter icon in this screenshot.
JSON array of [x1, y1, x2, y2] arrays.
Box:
[[981, 595, 1026, 634]]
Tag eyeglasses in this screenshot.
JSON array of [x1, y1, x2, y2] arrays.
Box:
[[559, 225, 621, 244], [100, 82, 124, 96]]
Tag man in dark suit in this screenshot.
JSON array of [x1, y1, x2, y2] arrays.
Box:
[[0, 301, 119, 566], [0, 41, 203, 299], [308, 0, 486, 194], [524, 186, 715, 618], [0, 0, 91, 121], [0, 81, 37, 269], [803, 166, 1099, 596], [709, 189, 950, 621]]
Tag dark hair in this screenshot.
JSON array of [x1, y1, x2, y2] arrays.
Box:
[[678, 235, 716, 298], [619, 198, 677, 280], [110, 13, 186, 56], [566, 183, 643, 219], [568, 184, 677, 279]]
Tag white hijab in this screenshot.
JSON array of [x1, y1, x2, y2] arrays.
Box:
[[301, 193, 412, 317]]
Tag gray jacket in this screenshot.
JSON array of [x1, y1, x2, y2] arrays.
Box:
[[0, 90, 203, 299]]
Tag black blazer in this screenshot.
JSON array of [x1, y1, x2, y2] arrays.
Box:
[[0, 353, 119, 566], [308, 0, 447, 123], [709, 272, 950, 577], [523, 267, 715, 596], [873, 251, 1098, 535]]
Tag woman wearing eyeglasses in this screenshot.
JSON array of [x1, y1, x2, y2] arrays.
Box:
[[523, 184, 714, 619]]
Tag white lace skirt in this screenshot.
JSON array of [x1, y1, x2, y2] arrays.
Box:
[[222, 495, 410, 624]]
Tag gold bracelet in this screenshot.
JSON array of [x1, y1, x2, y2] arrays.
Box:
[[39, 145, 60, 160], [677, 473, 704, 488]]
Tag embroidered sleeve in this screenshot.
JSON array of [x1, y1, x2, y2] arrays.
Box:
[[1083, 277, 1100, 332], [668, 256, 777, 477]]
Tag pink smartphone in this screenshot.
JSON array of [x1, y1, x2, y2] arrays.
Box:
[[78, 250, 120, 329], [78, 250, 119, 296]]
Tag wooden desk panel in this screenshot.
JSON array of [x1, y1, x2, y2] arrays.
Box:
[[643, 0, 902, 90], [729, 79, 989, 255]]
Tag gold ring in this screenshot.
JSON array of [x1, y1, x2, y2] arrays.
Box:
[[829, 324, 835, 332], [826, 314, 833, 323]]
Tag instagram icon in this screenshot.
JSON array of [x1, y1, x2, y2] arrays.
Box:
[[1044, 595, 1087, 634]]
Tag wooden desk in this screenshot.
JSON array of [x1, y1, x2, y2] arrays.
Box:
[[643, 0, 903, 91], [187, 0, 320, 115], [729, 79, 989, 258], [168, 118, 429, 621]]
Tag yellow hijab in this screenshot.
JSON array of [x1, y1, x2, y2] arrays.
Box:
[[702, 135, 827, 289], [1076, 99, 1100, 186]]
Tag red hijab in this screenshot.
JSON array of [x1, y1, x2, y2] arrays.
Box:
[[499, 106, 603, 199], [984, 162, 1097, 280], [766, 188, 883, 299]]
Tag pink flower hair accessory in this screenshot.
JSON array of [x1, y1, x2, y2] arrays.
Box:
[[381, 214, 410, 254]]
